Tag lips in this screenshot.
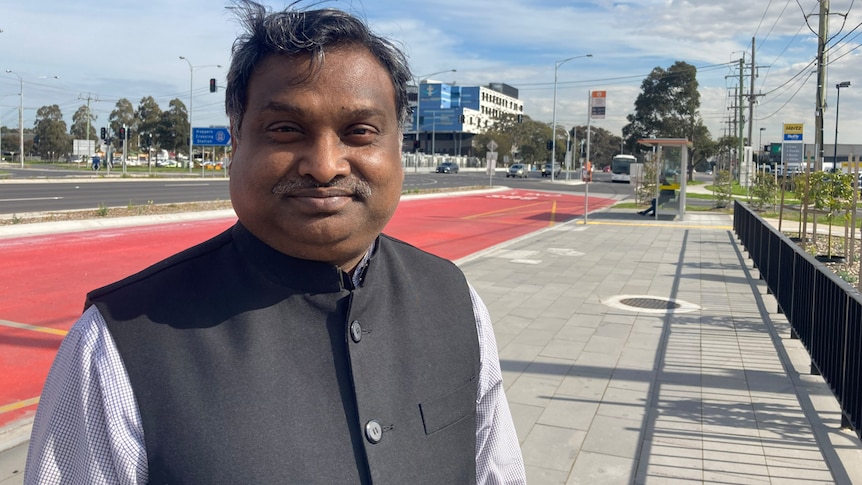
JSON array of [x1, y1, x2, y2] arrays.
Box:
[[286, 187, 355, 198]]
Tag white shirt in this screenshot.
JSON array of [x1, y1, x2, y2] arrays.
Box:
[[25, 283, 526, 484]]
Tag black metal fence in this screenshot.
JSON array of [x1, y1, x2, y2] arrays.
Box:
[[733, 201, 862, 436]]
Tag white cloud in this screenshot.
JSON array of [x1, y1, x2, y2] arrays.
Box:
[[1, 0, 861, 149]]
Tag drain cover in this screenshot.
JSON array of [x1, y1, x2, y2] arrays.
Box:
[[619, 297, 681, 310], [601, 294, 701, 314]]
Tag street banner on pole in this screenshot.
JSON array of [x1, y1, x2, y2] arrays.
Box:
[[590, 91, 606, 119]]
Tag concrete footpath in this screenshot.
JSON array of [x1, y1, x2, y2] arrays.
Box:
[[456, 208, 862, 484], [3, 205, 862, 484]]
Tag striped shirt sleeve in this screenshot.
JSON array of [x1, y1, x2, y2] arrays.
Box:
[[470, 284, 527, 484]]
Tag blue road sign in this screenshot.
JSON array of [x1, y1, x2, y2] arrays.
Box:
[[783, 133, 803, 141], [193, 127, 231, 146]]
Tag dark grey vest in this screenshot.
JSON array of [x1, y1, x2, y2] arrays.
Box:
[[87, 223, 479, 484]]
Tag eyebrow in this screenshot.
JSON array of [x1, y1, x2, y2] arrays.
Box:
[[259, 101, 390, 121]]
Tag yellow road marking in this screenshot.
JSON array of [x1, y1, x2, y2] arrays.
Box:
[[0, 320, 68, 336], [0, 396, 39, 414], [586, 221, 733, 230], [462, 201, 547, 220], [548, 200, 557, 227]]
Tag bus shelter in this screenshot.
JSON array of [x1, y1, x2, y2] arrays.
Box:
[[637, 138, 691, 221]]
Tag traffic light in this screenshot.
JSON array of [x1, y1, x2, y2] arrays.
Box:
[[100, 127, 106, 140], [546, 140, 553, 151], [209, 78, 217, 93], [413, 140, 420, 150], [119, 127, 126, 140]]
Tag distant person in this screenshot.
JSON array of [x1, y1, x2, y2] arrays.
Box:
[[25, 2, 525, 484], [638, 175, 674, 216]]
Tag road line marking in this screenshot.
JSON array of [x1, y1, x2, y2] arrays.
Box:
[[0, 320, 68, 336], [548, 200, 557, 227], [164, 183, 211, 187], [0, 397, 40, 415], [0, 197, 63, 202], [462, 201, 548, 220]]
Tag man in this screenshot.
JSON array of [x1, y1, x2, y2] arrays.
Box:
[[25, 2, 525, 484]]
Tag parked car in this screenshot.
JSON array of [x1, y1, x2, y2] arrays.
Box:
[[541, 163, 561, 178], [507, 163, 527, 178], [602, 165, 611, 173], [435, 161, 459, 174]]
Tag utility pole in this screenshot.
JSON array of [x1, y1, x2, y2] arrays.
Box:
[[78, 93, 100, 162], [738, 57, 745, 183], [814, 0, 829, 172], [747, 38, 756, 154]]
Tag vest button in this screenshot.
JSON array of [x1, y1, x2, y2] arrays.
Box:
[[350, 320, 362, 343], [365, 420, 382, 443]]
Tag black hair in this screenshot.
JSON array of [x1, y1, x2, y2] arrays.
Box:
[[225, 1, 412, 133]]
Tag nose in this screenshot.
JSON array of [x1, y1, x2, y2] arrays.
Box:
[[296, 133, 351, 183]]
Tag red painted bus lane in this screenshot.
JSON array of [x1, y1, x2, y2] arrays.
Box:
[[390, 190, 607, 260], [0, 189, 615, 428]]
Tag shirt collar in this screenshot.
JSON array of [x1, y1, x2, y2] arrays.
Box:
[[232, 222, 376, 293]]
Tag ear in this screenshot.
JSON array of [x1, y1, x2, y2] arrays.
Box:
[[228, 123, 239, 175]]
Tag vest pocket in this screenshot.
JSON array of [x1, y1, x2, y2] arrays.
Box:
[[418, 375, 477, 435]]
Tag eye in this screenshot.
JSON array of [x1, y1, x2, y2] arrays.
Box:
[[265, 123, 303, 142], [269, 123, 299, 133], [343, 125, 379, 144]]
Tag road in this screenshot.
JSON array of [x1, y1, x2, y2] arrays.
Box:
[[0, 169, 634, 215], [0, 188, 619, 431]]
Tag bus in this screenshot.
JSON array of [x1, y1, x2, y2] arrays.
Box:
[[610, 154, 640, 183]]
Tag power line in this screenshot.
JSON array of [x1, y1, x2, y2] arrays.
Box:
[[514, 62, 736, 91], [755, 69, 815, 120]]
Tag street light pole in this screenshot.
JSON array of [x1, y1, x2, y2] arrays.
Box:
[[834, 81, 851, 168], [412, 69, 455, 172], [5, 70, 23, 168], [551, 54, 592, 183], [179, 56, 221, 173]]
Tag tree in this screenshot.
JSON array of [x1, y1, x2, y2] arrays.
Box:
[[809, 171, 854, 259], [571, 126, 623, 169], [1, 127, 16, 158], [472, 115, 552, 167], [69, 105, 97, 142], [750, 170, 777, 211], [136, 97, 163, 164], [155, 98, 189, 155], [33, 105, 69, 160], [109, 98, 136, 150], [622, 61, 709, 181]]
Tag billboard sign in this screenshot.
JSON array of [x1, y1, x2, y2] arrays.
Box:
[[783, 123, 803, 141], [590, 91, 606, 119]]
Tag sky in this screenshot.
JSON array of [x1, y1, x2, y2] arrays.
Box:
[[1, 0, 861, 152]]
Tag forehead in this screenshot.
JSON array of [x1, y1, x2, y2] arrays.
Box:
[[245, 46, 397, 112]]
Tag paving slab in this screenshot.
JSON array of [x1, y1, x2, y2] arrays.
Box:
[[460, 208, 862, 484]]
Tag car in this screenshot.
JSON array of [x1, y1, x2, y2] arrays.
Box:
[[506, 163, 527, 178], [435, 161, 459, 174], [602, 165, 611, 173], [541, 163, 561, 178]]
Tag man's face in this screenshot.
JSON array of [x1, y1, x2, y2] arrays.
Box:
[[229, 45, 404, 270]]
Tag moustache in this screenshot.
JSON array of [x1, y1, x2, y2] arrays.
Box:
[[272, 175, 373, 199]]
